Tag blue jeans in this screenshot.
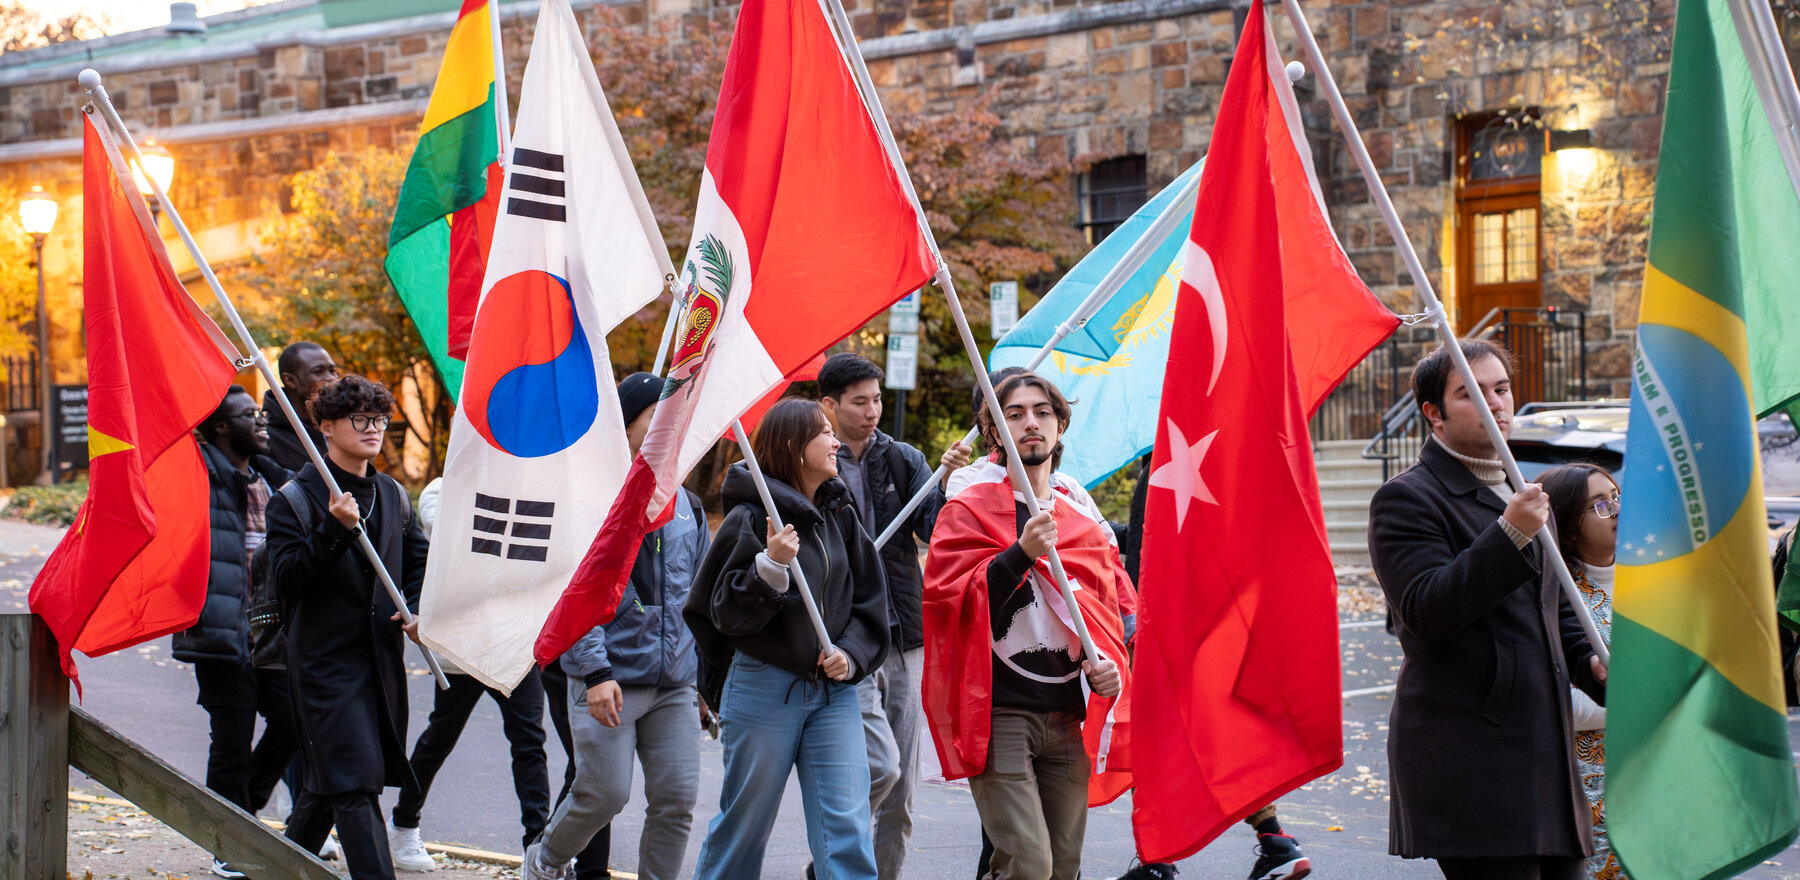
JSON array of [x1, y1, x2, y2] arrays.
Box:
[[694, 654, 876, 880]]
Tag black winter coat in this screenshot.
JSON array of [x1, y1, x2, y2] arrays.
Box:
[[1367, 438, 1605, 859], [262, 389, 326, 473], [685, 463, 891, 710], [172, 442, 291, 663], [839, 429, 944, 652], [264, 459, 426, 796]]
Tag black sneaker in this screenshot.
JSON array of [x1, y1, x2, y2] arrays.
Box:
[[1249, 832, 1311, 880], [1106, 861, 1178, 880]]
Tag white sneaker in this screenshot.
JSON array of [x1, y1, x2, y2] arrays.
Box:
[[319, 833, 342, 861], [388, 822, 437, 872], [210, 859, 247, 879]]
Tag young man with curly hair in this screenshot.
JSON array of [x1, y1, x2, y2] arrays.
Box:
[[263, 375, 429, 880]]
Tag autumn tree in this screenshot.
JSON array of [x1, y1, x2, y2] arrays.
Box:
[[241, 147, 452, 479], [0, 182, 43, 361], [0, 3, 108, 54]]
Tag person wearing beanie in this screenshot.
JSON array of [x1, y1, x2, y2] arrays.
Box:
[[524, 373, 710, 880]]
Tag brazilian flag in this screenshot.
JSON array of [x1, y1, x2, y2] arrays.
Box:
[[1611, 0, 1800, 877]]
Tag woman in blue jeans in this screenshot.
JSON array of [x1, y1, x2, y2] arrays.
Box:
[[684, 398, 892, 880]]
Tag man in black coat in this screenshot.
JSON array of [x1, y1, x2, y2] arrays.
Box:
[[262, 341, 339, 472], [1367, 340, 1607, 880], [817, 352, 969, 880], [176, 385, 298, 880], [264, 375, 428, 880]]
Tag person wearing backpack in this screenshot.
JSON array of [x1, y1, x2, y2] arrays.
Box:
[[263, 375, 428, 880], [522, 373, 710, 880], [176, 385, 299, 880]]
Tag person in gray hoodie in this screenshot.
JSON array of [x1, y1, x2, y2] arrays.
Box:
[[523, 373, 710, 880]]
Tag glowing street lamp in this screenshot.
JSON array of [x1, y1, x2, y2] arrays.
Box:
[[131, 140, 175, 224], [19, 186, 56, 481]]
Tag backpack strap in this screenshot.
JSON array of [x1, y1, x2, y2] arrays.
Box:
[[277, 480, 312, 534]]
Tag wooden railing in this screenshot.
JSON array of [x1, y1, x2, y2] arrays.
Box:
[[0, 613, 337, 879]]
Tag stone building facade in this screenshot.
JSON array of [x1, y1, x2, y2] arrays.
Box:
[[0, 0, 1778, 480]]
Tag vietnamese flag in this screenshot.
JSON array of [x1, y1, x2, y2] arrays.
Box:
[[1130, 0, 1399, 862], [535, 0, 934, 665], [29, 114, 239, 689]]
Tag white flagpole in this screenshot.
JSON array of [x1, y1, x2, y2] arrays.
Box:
[[1725, 0, 1800, 234], [79, 69, 455, 688], [871, 166, 1203, 551], [1274, 0, 1607, 665], [651, 287, 683, 377], [488, 0, 512, 166], [813, 0, 1102, 664], [730, 421, 837, 653]]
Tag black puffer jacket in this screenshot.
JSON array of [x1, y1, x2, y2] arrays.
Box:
[[172, 441, 291, 664], [685, 463, 891, 710]]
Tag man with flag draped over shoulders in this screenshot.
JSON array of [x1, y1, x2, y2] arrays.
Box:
[[923, 370, 1131, 880]]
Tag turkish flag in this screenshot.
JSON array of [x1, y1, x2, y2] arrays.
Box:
[[1130, 0, 1399, 862], [30, 114, 238, 691], [534, 0, 933, 666]]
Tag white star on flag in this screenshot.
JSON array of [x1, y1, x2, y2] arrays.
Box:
[[1148, 418, 1220, 531]]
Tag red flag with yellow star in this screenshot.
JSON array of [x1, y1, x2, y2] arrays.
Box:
[[29, 112, 239, 688]]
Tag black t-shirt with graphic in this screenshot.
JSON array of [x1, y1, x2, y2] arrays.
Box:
[[985, 499, 1085, 715]]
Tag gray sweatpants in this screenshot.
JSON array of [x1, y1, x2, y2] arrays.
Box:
[[541, 683, 699, 880], [859, 646, 924, 880]]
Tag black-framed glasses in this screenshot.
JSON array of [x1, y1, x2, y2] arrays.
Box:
[[1590, 495, 1622, 519], [232, 410, 269, 424], [347, 414, 391, 432]]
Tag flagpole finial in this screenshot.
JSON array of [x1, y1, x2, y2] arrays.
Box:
[[1285, 60, 1305, 83], [78, 68, 102, 91]]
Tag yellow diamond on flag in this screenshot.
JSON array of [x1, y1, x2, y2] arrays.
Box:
[[88, 426, 134, 459]]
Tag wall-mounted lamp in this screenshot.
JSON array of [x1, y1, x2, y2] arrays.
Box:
[[1547, 128, 1594, 151]]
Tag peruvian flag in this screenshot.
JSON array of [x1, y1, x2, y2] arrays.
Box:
[[1130, 0, 1399, 863], [534, 0, 934, 665]]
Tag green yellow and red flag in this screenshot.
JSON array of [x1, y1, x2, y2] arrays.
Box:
[[28, 111, 240, 690], [385, 0, 506, 400], [1611, 0, 1800, 876]]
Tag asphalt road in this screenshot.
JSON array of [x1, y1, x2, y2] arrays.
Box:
[[5, 516, 1800, 880]]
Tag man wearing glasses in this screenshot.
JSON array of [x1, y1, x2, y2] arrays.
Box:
[[1366, 340, 1608, 880], [177, 385, 300, 879], [264, 375, 430, 880]]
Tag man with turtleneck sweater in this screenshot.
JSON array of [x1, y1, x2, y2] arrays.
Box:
[[1366, 340, 1608, 880]]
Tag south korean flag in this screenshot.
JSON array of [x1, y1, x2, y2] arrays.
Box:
[[418, 0, 672, 693]]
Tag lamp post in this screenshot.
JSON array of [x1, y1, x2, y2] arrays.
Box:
[[131, 140, 175, 226], [19, 187, 57, 483]]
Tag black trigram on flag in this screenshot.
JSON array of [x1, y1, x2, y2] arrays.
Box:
[[506, 147, 566, 222], [471, 493, 555, 562]]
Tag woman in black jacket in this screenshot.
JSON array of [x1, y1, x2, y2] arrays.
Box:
[[685, 398, 890, 880]]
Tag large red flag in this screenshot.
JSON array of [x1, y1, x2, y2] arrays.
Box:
[[30, 113, 239, 689], [1131, 0, 1399, 862], [534, 0, 933, 665]]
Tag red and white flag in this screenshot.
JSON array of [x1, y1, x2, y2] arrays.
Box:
[[534, 0, 934, 664], [1130, 0, 1399, 862]]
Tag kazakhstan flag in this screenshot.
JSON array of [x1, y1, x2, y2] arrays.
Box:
[[990, 159, 1203, 487], [1612, 0, 1800, 877]]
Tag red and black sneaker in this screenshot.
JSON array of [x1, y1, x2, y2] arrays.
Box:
[[1248, 832, 1311, 880]]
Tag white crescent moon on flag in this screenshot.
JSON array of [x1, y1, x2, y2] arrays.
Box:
[[1181, 241, 1227, 395]]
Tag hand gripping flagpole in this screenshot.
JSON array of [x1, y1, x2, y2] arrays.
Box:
[[1274, 1, 1608, 666], [871, 167, 1203, 551], [814, 0, 1103, 666], [729, 421, 838, 657], [80, 69, 454, 688]]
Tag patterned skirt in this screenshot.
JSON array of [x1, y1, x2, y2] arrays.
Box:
[[1576, 729, 1627, 879]]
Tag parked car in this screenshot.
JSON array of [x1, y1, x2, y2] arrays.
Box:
[[1506, 400, 1800, 547]]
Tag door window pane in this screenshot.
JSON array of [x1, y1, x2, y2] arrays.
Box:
[[1473, 212, 1506, 285], [1506, 208, 1538, 281]]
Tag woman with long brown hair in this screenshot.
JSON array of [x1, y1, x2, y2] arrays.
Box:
[[684, 397, 891, 880], [1538, 462, 1625, 880]]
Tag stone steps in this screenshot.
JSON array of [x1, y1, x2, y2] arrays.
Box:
[[1314, 442, 1384, 567]]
